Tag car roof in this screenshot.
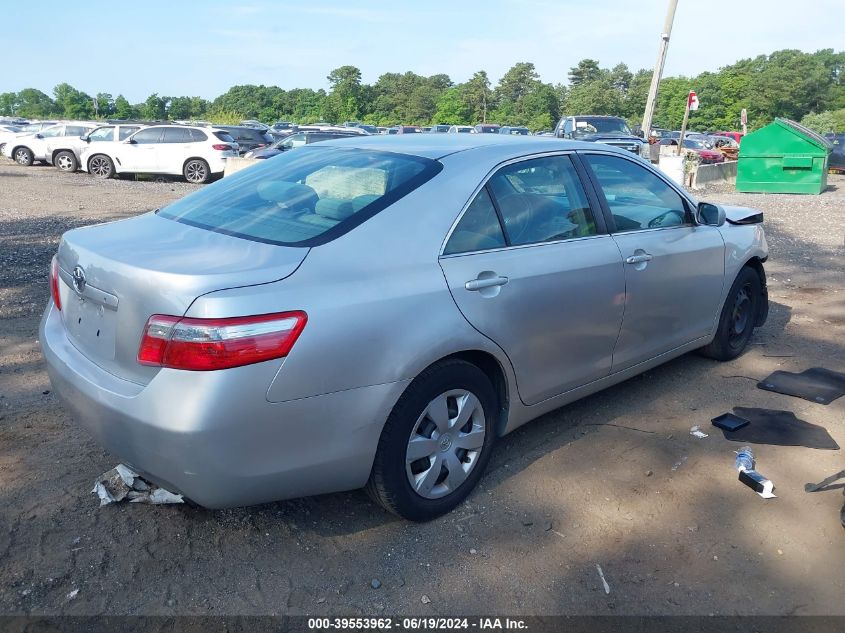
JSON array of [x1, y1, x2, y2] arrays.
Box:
[[316, 133, 626, 160]]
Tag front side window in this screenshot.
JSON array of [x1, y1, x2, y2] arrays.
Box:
[[487, 155, 597, 246], [89, 126, 115, 142], [584, 153, 689, 231], [131, 128, 164, 144], [158, 147, 441, 247], [40, 126, 63, 138], [443, 188, 506, 255]]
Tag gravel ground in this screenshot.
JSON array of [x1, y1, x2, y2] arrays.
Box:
[[0, 161, 843, 617]]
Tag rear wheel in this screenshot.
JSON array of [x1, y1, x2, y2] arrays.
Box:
[[183, 158, 210, 184], [13, 147, 33, 166], [88, 154, 114, 178], [54, 150, 78, 172], [700, 266, 761, 361], [366, 359, 498, 521]]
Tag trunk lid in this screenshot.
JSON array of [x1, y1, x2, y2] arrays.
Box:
[[56, 212, 308, 385]]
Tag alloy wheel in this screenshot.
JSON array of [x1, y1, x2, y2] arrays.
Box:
[[89, 156, 110, 177], [185, 161, 207, 183]]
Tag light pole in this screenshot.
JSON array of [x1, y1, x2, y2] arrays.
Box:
[[641, 0, 679, 138]]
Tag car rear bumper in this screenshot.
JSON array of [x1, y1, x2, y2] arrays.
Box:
[[39, 302, 408, 508]]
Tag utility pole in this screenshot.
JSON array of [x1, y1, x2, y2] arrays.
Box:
[[641, 0, 679, 139]]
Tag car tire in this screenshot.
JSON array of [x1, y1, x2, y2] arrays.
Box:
[[54, 150, 78, 173], [13, 147, 33, 166], [183, 158, 210, 184], [88, 154, 115, 179], [366, 359, 498, 522], [699, 266, 761, 361]]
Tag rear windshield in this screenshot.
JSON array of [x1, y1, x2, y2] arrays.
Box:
[[157, 146, 442, 247]]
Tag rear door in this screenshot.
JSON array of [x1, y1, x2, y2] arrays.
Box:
[[580, 152, 725, 371], [439, 154, 625, 405]]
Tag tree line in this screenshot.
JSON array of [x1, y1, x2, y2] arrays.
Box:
[[1, 48, 843, 133]]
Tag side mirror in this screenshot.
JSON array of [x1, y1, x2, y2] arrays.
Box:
[[80, 135, 89, 143], [35, 133, 43, 139], [697, 202, 726, 227], [126, 138, 137, 144]]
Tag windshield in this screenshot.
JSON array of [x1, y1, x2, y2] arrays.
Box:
[[573, 117, 632, 137], [683, 139, 706, 150], [158, 147, 442, 247]]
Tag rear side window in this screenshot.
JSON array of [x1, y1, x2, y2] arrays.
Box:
[[163, 128, 193, 143], [487, 155, 596, 245], [158, 147, 442, 247], [65, 126, 88, 137], [212, 131, 233, 143], [443, 188, 505, 255], [191, 129, 209, 142], [118, 126, 140, 140]]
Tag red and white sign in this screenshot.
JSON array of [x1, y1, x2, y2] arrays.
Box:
[[688, 91, 699, 111]]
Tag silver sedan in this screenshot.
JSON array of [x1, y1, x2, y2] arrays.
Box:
[[40, 135, 769, 521]]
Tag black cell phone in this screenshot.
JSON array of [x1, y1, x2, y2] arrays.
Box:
[[711, 412, 751, 432]]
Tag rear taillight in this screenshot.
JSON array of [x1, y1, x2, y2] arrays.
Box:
[[137, 311, 307, 371], [50, 257, 62, 311], [212, 144, 233, 151]]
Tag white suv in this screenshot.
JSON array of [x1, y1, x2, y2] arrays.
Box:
[[3, 122, 97, 166], [52, 123, 147, 172], [81, 125, 239, 183]]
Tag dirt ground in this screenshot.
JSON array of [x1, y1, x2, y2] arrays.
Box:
[[0, 161, 843, 617]]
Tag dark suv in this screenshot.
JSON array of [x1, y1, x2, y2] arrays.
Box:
[[555, 115, 646, 156], [245, 131, 362, 159], [213, 125, 275, 155]]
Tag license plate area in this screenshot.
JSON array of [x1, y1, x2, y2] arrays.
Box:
[[63, 295, 117, 361]]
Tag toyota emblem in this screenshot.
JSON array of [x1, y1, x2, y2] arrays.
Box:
[[71, 266, 87, 294]]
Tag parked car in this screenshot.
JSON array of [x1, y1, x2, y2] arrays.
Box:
[[827, 133, 845, 170], [396, 126, 422, 134], [428, 125, 451, 134], [41, 135, 768, 520], [707, 135, 739, 149], [213, 125, 275, 155], [555, 115, 647, 157], [0, 124, 22, 152], [272, 122, 294, 132], [447, 125, 474, 134], [239, 120, 270, 131], [659, 137, 725, 164], [244, 130, 361, 158], [474, 124, 500, 134], [499, 126, 530, 135], [712, 131, 744, 144], [48, 123, 147, 172], [386, 127, 399, 135], [3, 122, 98, 166], [355, 124, 378, 134], [1, 120, 58, 154], [81, 125, 238, 183]]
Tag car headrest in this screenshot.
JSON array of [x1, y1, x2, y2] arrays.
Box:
[[315, 198, 355, 221], [256, 181, 318, 209]]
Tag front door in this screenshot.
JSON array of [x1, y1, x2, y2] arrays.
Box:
[[439, 154, 625, 405], [119, 127, 164, 172], [581, 152, 725, 372]]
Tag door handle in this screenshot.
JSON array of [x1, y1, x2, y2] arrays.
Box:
[[625, 253, 653, 264], [465, 275, 509, 291]]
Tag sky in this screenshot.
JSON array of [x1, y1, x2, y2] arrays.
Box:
[[5, 0, 843, 103]]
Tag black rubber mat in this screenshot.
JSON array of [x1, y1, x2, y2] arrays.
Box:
[[720, 407, 839, 450], [757, 367, 845, 405]]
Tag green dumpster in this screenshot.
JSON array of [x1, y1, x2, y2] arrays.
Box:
[[736, 118, 832, 194]]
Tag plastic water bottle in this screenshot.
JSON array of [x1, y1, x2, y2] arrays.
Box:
[[735, 447, 754, 472]]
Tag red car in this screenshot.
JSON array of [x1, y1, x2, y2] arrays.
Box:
[[659, 138, 725, 164], [712, 131, 743, 144]]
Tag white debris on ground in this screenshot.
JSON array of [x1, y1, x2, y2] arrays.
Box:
[[92, 464, 184, 506]]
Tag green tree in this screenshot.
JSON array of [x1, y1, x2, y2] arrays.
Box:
[[568, 59, 602, 85], [53, 83, 94, 119], [326, 65, 363, 122], [463, 71, 493, 123], [95, 93, 114, 118], [432, 86, 471, 124], [16, 88, 55, 118], [142, 93, 168, 120], [113, 94, 133, 119], [0, 92, 17, 116]]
